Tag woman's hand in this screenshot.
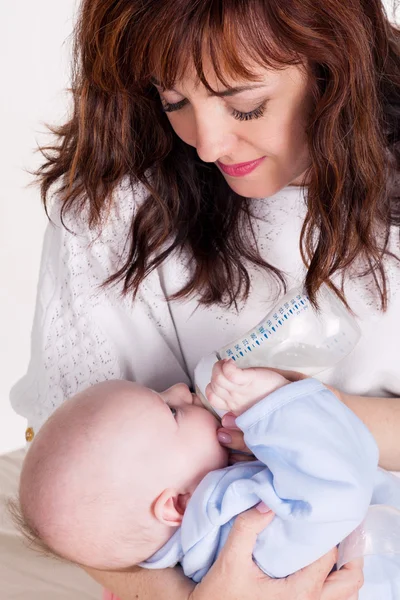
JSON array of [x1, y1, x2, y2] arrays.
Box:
[[189, 505, 363, 600], [321, 558, 364, 600], [217, 412, 254, 464]]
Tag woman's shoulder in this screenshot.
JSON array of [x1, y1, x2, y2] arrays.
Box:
[[104, 175, 149, 227], [90, 177, 148, 250], [24, 177, 151, 321], [45, 176, 149, 268], [51, 176, 147, 236]]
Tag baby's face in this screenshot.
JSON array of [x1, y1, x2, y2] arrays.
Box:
[[147, 382, 229, 486]]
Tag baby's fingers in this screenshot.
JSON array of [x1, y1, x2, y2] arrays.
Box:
[[211, 359, 249, 390], [210, 360, 236, 392], [205, 382, 230, 409], [206, 361, 241, 406], [220, 359, 251, 385]]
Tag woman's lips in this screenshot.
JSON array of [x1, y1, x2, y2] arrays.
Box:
[[217, 156, 266, 177]]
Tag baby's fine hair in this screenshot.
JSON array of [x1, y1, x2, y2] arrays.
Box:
[[8, 496, 75, 564]]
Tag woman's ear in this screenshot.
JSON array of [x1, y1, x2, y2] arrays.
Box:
[[153, 488, 191, 527]]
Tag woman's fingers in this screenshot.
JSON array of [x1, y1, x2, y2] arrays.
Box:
[[217, 411, 255, 460], [341, 557, 364, 571], [217, 412, 253, 455], [189, 507, 291, 600], [321, 569, 363, 600], [289, 548, 338, 592], [320, 558, 364, 600], [220, 504, 275, 566], [217, 426, 252, 453], [221, 412, 240, 429], [191, 512, 358, 600], [228, 452, 257, 464]]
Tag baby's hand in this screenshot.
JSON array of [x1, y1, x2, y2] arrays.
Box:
[[205, 359, 289, 416]]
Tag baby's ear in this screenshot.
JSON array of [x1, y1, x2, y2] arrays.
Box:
[[153, 489, 191, 527]]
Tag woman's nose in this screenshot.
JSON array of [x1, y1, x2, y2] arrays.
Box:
[[194, 111, 237, 164]]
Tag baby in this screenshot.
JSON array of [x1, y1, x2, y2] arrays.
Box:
[[14, 360, 400, 595], [16, 361, 286, 569]]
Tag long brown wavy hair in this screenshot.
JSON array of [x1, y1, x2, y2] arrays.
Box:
[[37, 0, 400, 310]]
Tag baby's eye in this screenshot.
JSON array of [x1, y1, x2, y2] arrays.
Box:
[[169, 406, 178, 418]]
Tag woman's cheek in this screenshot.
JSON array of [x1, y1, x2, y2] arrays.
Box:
[[167, 114, 196, 147]]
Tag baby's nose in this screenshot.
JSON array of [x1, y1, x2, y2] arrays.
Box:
[[172, 383, 194, 405]]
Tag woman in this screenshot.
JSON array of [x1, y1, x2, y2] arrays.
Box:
[[11, 0, 400, 598]]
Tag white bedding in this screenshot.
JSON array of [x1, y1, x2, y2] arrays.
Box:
[[0, 449, 101, 600]]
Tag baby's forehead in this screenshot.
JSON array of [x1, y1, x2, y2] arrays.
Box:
[[70, 383, 169, 456], [121, 382, 164, 405], [68, 381, 166, 434], [93, 380, 158, 402], [101, 381, 167, 415]]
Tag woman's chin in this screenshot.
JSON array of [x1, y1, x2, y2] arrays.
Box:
[[225, 177, 284, 199]]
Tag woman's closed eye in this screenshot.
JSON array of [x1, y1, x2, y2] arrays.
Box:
[[160, 97, 268, 122]]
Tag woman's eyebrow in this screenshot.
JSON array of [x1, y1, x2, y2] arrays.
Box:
[[150, 76, 267, 97]]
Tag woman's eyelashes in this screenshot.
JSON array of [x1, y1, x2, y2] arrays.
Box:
[[160, 97, 268, 122]]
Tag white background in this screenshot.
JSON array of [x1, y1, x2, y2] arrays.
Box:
[[0, 1, 78, 454], [0, 1, 399, 455]]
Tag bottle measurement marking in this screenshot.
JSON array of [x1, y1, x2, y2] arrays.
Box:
[[221, 293, 310, 361]]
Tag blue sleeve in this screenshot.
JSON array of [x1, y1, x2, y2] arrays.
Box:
[[235, 378, 379, 577]]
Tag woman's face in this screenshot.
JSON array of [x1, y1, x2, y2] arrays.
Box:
[[153, 60, 313, 198]]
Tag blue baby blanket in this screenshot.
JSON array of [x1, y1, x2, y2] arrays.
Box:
[[140, 379, 400, 597]]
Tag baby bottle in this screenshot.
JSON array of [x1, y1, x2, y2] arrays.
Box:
[[338, 501, 400, 595], [194, 283, 361, 419]]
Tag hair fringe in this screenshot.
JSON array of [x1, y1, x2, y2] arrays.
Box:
[[33, 0, 400, 310]]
